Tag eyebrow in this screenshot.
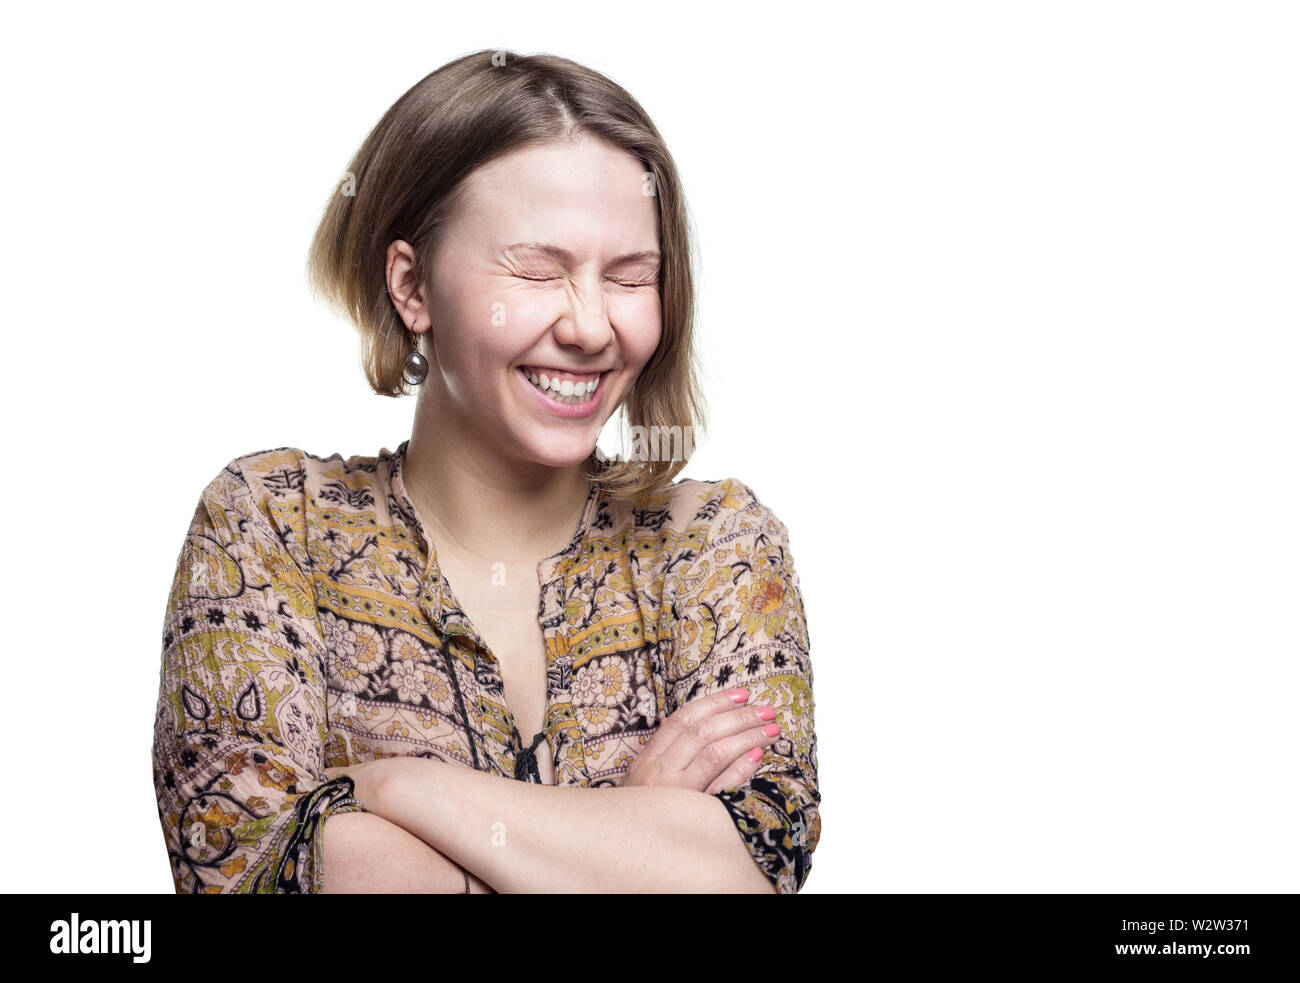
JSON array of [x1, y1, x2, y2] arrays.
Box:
[[503, 242, 660, 266]]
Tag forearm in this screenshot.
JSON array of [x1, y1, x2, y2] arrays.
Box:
[[321, 811, 472, 893], [377, 761, 775, 893]]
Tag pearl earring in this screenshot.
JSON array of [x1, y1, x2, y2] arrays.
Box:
[[401, 325, 429, 386]]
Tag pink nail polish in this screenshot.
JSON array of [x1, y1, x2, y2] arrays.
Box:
[[746, 747, 762, 762], [728, 688, 749, 704], [762, 723, 781, 737], [755, 706, 776, 721]]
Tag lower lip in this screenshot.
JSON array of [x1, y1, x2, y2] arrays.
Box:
[[517, 367, 605, 419]]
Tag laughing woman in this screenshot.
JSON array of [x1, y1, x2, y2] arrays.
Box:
[[151, 49, 821, 894]]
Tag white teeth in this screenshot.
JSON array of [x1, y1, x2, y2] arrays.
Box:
[[524, 369, 600, 403]]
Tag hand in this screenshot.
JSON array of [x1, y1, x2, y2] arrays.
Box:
[[621, 689, 782, 794]]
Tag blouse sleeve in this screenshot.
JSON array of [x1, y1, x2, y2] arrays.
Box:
[[151, 458, 369, 893], [667, 478, 822, 894]]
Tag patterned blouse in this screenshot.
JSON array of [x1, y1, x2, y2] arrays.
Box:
[[152, 439, 821, 893]]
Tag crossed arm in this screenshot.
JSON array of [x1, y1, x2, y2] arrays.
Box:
[[321, 810, 472, 893], [322, 757, 776, 893]]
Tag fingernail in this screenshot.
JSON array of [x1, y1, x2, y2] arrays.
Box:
[[747, 747, 763, 762], [755, 706, 776, 721], [728, 688, 749, 703], [762, 723, 781, 737]]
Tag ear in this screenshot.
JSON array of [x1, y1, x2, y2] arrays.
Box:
[[386, 239, 429, 330]]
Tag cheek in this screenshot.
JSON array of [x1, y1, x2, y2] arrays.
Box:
[[436, 312, 521, 373], [626, 302, 663, 363]]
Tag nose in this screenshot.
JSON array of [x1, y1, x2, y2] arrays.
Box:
[[552, 278, 615, 353]]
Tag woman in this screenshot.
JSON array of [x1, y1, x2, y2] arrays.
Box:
[[151, 49, 820, 894]]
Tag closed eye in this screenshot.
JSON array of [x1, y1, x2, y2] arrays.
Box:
[[516, 274, 657, 287]]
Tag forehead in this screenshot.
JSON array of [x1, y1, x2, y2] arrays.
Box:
[[452, 136, 658, 244]]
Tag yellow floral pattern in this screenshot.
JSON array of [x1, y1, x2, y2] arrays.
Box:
[[152, 439, 820, 893]]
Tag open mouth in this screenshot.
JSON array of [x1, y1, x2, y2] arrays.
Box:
[[518, 366, 604, 405]]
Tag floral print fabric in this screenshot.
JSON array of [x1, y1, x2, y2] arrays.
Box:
[[152, 439, 821, 893]]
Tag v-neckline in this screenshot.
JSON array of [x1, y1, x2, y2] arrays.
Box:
[[388, 438, 602, 784], [390, 438, 600, 631]]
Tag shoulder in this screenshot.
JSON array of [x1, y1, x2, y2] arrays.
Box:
[[197, 445, 386, 564], [652, 474, 792, 550], [608, 472, 795, 592], [612, 472, 766, 523], [214, 445, 390, 507]]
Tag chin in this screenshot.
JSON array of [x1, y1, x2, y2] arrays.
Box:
[[518, 441, 598, 469]]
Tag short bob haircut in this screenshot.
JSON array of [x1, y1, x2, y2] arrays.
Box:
[[306, 49, 707, 505]]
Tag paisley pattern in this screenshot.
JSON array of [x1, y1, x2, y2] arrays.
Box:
[[152, 439, 821, 893]]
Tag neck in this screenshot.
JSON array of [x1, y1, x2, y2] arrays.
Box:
[[401, 406, 594, 566]]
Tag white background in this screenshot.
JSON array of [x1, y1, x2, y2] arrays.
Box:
[[1, 0, 1295, 893]]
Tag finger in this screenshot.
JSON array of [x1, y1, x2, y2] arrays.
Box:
[[704, 745, 769, 796], [657, 702, 779, 777], [680, 719, 782, 791], [638, 687, 752, 768]]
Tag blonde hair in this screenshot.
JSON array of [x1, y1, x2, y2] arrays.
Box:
[[306, 49, 707, 504]]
